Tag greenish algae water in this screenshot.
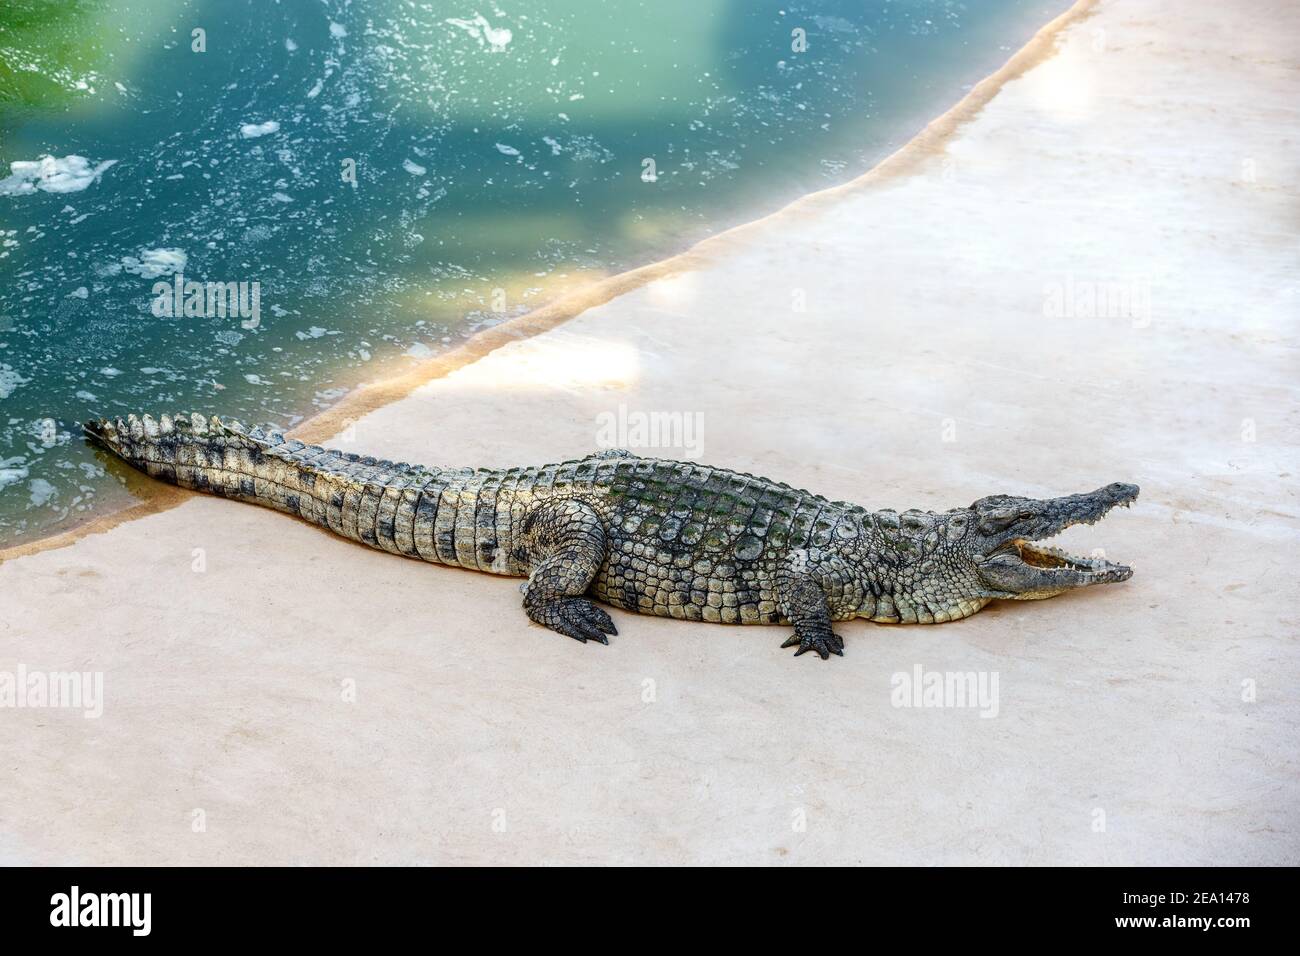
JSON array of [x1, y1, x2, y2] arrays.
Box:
[[0, 0, 1068, 547]]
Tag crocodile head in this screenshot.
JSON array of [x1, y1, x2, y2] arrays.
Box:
[[967, 482, 1138, 601]]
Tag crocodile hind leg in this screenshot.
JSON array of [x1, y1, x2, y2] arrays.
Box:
[[518, 498, 618, 645]]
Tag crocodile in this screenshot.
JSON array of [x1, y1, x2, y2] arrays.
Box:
[[84, 413, 1138, 660]]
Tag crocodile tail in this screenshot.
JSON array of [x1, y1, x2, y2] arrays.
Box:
[[83, 413, 446, 553], [84, 412, 302, 509]]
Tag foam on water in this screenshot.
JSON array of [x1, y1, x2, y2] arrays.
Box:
[[0, 364, 29, 399], [0, 156, 117, 197], [120, 248, 188, 279], [0, 459, 29, 491], [239, 120, 281, 139], [27, 479, 56, 507], [445, 14, 513, 52]]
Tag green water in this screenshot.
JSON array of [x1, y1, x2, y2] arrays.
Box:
[[0, 0, 1067, 547]]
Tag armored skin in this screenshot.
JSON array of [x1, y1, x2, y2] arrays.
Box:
[[84, 413, 1138, 660]]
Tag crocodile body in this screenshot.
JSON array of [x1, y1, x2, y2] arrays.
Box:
[[84, 413, 1138, 659]]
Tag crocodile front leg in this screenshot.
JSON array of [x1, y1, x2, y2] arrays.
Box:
[[518, 498, 618, 645], [776, 551, 848, 660]]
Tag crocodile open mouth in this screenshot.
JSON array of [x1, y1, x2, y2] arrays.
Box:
[[1010, 539, 1132, 581]]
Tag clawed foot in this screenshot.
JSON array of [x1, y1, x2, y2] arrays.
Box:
[[528, 597, 619, 645], [780, 630, 845, 660]]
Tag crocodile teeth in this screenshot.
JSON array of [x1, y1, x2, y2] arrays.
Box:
[[1015, 540, 1126, 575]]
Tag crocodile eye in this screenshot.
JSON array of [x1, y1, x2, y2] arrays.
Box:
[[979, 509, 1019, 533], [1018, 511, 1033, 520]]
